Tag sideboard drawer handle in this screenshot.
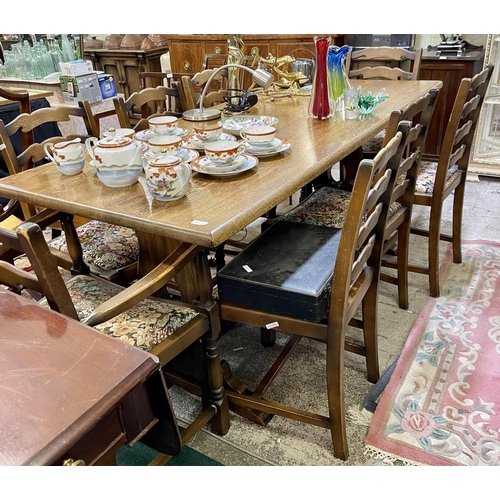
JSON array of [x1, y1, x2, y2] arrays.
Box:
[[184, 61, 191, 71], [63, 458, 86, 466]]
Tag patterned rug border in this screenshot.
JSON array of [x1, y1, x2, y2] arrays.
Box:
[[365, 239, 500, 466]]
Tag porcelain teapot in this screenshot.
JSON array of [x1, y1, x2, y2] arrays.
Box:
[[143, 151, 191, 201], [85, 136, 145, 169]]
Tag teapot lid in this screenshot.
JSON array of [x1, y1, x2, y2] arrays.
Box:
[[97, 136, 133, 148], [148, 154, 182, 168]]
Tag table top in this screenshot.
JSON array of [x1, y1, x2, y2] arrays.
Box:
[[0, 87, 54, 106], [0, 290, 160, 466], [0, 79, 442, 248]]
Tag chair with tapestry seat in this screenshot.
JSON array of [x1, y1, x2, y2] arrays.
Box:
[[0, 221, 230, 462], [266, 89, 440, 311], [408, 64, 494, 298], [0, 105, 140, 284], [216, 127, 408, 460], [113, 84, 183, 133]]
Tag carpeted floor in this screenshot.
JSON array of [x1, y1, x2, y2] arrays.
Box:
[[167, 177, 500, 466]]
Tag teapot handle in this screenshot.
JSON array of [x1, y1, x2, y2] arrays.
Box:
[[43, 143, 57, 165], [84, 137, 98, 163]]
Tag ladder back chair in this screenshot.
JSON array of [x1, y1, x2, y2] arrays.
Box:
[[347, 46, 423, 81], [0, 105, 140, 284], [409, 64, 494, 298], [0, 86, 31, 224], [0, 221, 230, 462], [113, 84, 182, 133], [177, 69, 227, 112], [216, 127, 408, 460], [265, 90, 439, 310]]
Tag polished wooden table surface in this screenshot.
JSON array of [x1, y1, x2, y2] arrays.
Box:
[[0, 290, 163, 466], [0, 87, 53, 106], [0, 80, 442, 250]]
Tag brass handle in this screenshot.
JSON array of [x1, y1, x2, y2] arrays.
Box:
[[183, 61, 191, 71], [63, 458, 86, 466], [214, 46, 221, 54]]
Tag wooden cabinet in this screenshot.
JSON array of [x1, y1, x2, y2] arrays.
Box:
[[83, 47, 166, 99], [420, 49, 484, 157], [166, 34, 344, 75], [0, 290, 176, 466]]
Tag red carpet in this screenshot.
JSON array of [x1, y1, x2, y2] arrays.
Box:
[[365, 240, 500, 465]]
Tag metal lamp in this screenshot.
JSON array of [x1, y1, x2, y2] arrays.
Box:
[[182, 64, 274, 122]]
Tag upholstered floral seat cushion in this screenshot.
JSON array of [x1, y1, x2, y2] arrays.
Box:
[[48, 220, 139, 271], [415, 161, 459, 194], [362, 130, 386, 154], [40, 274, 199, 351], [280, 186, 401, 228]]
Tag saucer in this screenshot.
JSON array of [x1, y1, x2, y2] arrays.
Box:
[[199, 154, 247, 173], [136, 128, 188, 142], [220, 116, 279, 135], [191, 154, 258, 177], [177, 147, 200, 163], [244, 138, 292, 157], [182, 133, 236, 151]]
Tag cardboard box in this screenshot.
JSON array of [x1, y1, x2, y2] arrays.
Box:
[[59, 60, 94, 77], [59, 73, 102, 104], [97, 74, 117, 99]]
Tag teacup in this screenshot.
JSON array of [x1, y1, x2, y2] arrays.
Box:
[[143, 154, 191, 201], [240, 125, 276, 147], [147, 134, 182, 155], [193, 121, 222, 142], [204, 141, 246, 167], [103, 127, 136, 139], [44, 139, 85, 175], [148, 116, 179, 135]]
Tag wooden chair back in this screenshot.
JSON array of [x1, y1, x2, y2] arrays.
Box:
[[113, 85, 182, 132], [0, 86, 32, 150], [177, 69, 227, 111], [0, 105, 97, 219], [347, 46, 423, 81], [429, 65, 493, 196]]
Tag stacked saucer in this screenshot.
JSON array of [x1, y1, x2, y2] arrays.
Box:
[[243, 138, 292, 157]]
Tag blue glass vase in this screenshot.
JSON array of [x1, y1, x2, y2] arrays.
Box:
[[327, 45, 352, 113]]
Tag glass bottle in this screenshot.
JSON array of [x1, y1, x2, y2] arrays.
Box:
[[328, 45, 352, 114], [308, 36, 332, 120]]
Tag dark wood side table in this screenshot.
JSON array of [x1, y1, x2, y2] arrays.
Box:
[[0, 290, 181, 466], [420, 49, 484, 157]]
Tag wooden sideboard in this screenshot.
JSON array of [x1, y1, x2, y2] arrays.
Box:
[[166, 34, 345, 74], [420, 49, 485, 157], [83, 47, 167, 99], [0, 290, 181, 466]]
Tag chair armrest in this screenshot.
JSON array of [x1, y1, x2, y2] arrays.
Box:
[[82, 242, 201, 326]]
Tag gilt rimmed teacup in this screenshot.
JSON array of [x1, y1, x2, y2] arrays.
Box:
[[240, 125, 276, 147], [147, 134, 182, 155], [204, 141, 246, 166], [193, 121, 222, 142], [148, 116, 178, 135]]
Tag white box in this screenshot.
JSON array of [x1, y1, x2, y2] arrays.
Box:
[[59, 60, 94, 77]]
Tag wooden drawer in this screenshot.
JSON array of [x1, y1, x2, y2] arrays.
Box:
[[53, 407, 126, 466], [170, 41, 203, 73]]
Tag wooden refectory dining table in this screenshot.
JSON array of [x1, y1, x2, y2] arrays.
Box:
[[0, 79, 443, 406]]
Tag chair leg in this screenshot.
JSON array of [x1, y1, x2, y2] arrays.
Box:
[[326, 320, 348, 460], [451, 182, 465, 264], [361, 283, 380, 384], [396, 218, 410, 310], [427, 207, 443, 298], [260, 327, 276, 347]]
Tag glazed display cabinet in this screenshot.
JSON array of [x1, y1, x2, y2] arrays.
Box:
[[469, 34, 500, 181]]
